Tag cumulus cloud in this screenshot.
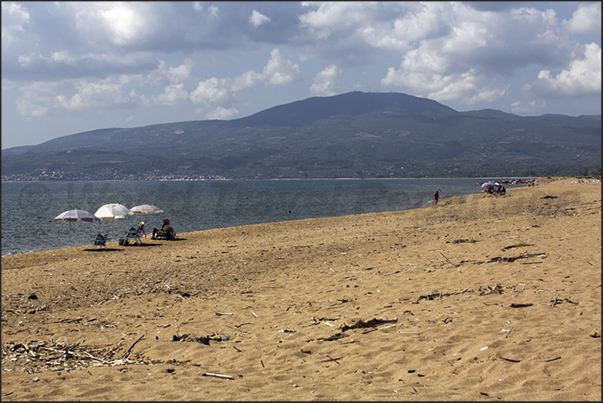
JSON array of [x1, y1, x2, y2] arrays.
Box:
[[1, 2, 30, 44], [16, 81, 61, 117], [190, 77, 231, 106], [193, 2, 219, 18], [231, 70, 264, 92], [206, 106, 239, 120], [2, 1, 601, 148], [98, 3, 145, 46], [562, 2, 601, 34], [55, 75, 148, 110], [249, 10, 271, 28], [510, 99, 547, 115], [310, 64, 341, 96], [262, 49, 301, 85], [157, 83, 189, 106], [15, 74, 150, 117], [523, 42, 602, 97], [377, 3, 585, 106]]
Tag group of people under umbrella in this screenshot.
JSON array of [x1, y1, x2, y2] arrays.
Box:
[[54, 203, 168, 247]]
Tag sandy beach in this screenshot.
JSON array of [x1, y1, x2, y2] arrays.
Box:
[[1, 177, 600, 401]]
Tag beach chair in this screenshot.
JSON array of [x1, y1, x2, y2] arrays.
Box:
[[92, 233, 108, 250], [125, 224, 144, 245]]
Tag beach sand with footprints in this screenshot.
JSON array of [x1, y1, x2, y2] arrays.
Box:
[[1, 177, 600, 401]]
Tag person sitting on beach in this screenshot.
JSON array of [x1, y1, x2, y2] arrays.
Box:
[[152, 219, 176, 240]]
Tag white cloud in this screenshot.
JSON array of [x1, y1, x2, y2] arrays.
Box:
[[562, 2, 601, 34], [231, 70, 264, 92], [99, 3, 145, 46], [56, 75, 143, 110], [310, 64, 341, 96], [249, 10, 271, 28], [511, 99, 547, 114], [2, 2, 601, 149], [16, 81, 61, 117], [206, 106, 239, 120], [16, 74, 149, 117], [299, 2, 382, 35], [190, 77, 231, 106], [262, 49, 300, 85], [157, 83, 189, 106], [1, 2, 30, 44], [167, 59, 194, 83], [193, 2, 219, 18], [524, 42, 602, 97]]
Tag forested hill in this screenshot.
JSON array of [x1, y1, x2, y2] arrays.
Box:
[[2, 91, 601, 180]]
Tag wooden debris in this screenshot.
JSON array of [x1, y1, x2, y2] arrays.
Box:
[[122, 335, 144, 359], [451, 238, 477, 244], [1, 339, 134, 373], [340, 317, 398, 333], [488, 253, 548, 263], [547, 294, 561, 307], [202, 372, 234, 380], [440, 252, 458, 267], [499, 356, 521, 363], [414, 288, 472, 303], [479, 284, 505, 295], [509, 303, 533, 308], [319, 355, 343, 363], [545, 356, 561, 362]]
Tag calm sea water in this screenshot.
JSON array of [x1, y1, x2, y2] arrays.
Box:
[[1, 178, 524, 256]]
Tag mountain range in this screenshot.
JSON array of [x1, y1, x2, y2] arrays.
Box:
[[2, 91, 601, 180]]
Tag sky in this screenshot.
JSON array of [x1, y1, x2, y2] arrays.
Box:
[[1, 1, 601, 150]]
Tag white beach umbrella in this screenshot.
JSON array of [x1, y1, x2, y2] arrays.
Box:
[[94, 203, 133, 241], [54, 209, 100, 247]]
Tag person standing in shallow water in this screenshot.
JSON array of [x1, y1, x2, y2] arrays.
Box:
[[434, 190, 440, 204]]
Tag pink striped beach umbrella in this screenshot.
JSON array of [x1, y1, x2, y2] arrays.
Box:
[[129, 204, 164, 215]]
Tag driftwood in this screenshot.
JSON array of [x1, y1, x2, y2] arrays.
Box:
[[488, 253, 548, 263], [499, 356, 521, 363], [2, 339, 133, 373], [414, 288, 472, 303], [340, 317, 398, 333], [122, 335, 144, 359], [319, 355, 343, 364], [451, 238, 477, 244], [509, 303, 533, 308], [440, 252, 458, 267], [202, 372, 234, 380]]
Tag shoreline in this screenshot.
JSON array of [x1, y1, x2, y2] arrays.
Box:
[[0, 179, 532, 258], [1, 176, 600, 401]]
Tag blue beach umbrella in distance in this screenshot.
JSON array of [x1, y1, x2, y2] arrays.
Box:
[[54, 209, 100, 248]]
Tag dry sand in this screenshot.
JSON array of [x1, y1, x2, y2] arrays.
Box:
[[1, 177, 601, 401]]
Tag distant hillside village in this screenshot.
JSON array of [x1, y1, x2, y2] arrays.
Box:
[[1, 170, 227, 182]]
